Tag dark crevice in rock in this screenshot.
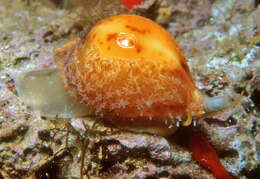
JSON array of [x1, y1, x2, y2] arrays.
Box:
[[204, 117, 237, 127], [125, 162, 136, 173], [38, 129, 52, 142], [251, 89, 260, 110], [0, 125, 28, 143], [100, 145, 150, 172], [255, 0, 260, 8], [172, 175, 192, 179], [218, 149, 238, 158], [43, 31, 55, 43], [93, 138, 151, 160], [241, 165, 260, 179], [23, 144, 53, 157], [90, 139, 127, 172], [170, 127, 192, 148], [157, 170, 170, 177], [38, 145, 54, 156], [145, 176, 159, 179], [49, 0, 64, 7], [225, 116, 238, 126], [100, 158, 121, 173], [23, 146, 36, 157], [33, 148, 69, 179], [143, 3, 160, 21], [35, 161, 60, 179], [252, 121, 260, 136], [91, 137, 175, 174], [13, 57, 30, 66]]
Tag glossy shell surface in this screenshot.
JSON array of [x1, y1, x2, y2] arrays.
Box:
[[55, 15, 205, 135]]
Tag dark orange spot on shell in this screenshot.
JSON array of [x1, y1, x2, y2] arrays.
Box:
[[107, 33, 117, 41], [136, 44, 142, 53], [128, 39, 135, 47], [125, 25, 148, 34], [97, 40, 103, 45]]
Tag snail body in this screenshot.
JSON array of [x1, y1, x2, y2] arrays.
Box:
[[16, 15, 232, 136], [55, 15, 208, 136]]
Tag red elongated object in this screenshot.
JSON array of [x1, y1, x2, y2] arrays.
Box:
[[122, 0, 146, 10], [188, 132, 231, 179]]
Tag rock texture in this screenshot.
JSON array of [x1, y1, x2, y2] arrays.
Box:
[[0, 0, 259, 178]]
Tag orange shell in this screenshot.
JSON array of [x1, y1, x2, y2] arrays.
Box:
[[55, 15, 205, 135]]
